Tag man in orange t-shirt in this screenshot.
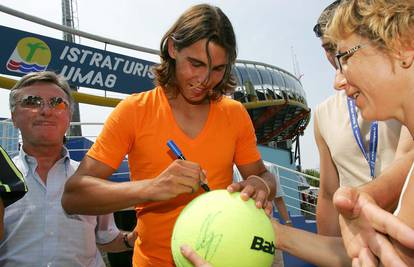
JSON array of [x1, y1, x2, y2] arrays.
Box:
[[62, 4, 276, 266]]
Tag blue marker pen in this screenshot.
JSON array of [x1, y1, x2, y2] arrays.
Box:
[[167, 140, 210, 192]]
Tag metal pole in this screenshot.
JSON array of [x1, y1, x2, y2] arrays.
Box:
[[61, 0, 82, 137]]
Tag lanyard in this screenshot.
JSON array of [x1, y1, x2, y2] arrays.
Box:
[[347, 97, 378, 178]]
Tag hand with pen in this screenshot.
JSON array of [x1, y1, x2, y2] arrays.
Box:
[[167, 140, 210, 192], [141, 158, 207, 202], [140, 140, 210, 202]]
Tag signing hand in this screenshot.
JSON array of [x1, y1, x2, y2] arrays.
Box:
[[142, 160, 204, 201], [334, 187, 414, 267]]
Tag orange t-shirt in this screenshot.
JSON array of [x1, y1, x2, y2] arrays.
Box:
[[87, 86, 261, 266]]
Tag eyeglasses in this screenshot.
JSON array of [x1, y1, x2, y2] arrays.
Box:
[[335, 44, 366, 72], [16, 95, 69, 111]]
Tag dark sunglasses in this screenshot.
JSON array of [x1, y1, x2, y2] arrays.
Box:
[[17, 95, 69, 111]]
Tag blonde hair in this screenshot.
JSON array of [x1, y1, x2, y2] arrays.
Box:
[[326, 0, 414, 54]]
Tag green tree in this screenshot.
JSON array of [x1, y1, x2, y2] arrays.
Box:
[[303, 169, 320, 187]]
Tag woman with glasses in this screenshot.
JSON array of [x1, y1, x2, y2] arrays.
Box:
[[325, 0, 414, 265], [312, 0, 413, 239]]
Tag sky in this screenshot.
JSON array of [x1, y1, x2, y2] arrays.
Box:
[[0, 0, 336, 170]]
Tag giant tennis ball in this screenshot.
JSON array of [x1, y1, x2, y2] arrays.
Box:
[[171, 190, 275, 267]]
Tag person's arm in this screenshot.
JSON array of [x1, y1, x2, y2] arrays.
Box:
[[314, 115, 341, 236], [99, 231, 137, 252], [62, 156, 203, 215], [273, 220, 351, 267], [227, 160, 276, 211], [360, 126, 414, 211], [227, 103, 276, 211], [273, 197, 291, 225]]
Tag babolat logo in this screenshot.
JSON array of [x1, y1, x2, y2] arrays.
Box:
[[250, 236, 275, 255]]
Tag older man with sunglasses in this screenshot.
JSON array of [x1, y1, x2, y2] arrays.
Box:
[[0, 71, 136, 267]]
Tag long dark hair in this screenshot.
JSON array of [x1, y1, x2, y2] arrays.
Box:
[[153, 4, 237, 100]]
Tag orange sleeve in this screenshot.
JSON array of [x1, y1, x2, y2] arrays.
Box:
[[233, 102, 261, 165], [87, 96, 137, 170]]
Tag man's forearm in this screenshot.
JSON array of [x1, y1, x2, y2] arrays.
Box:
[[62, 175, 151, 215]]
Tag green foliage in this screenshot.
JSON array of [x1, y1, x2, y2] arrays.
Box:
[[303, 169, 320, 187]]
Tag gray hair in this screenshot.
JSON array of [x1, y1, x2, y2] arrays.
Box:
[[9, 71, 74, 114]]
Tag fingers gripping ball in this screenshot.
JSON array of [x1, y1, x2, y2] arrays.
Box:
[[172, 190, 275, 267]]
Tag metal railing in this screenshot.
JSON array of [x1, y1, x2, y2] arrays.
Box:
[[276, 166, 318, 219]]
